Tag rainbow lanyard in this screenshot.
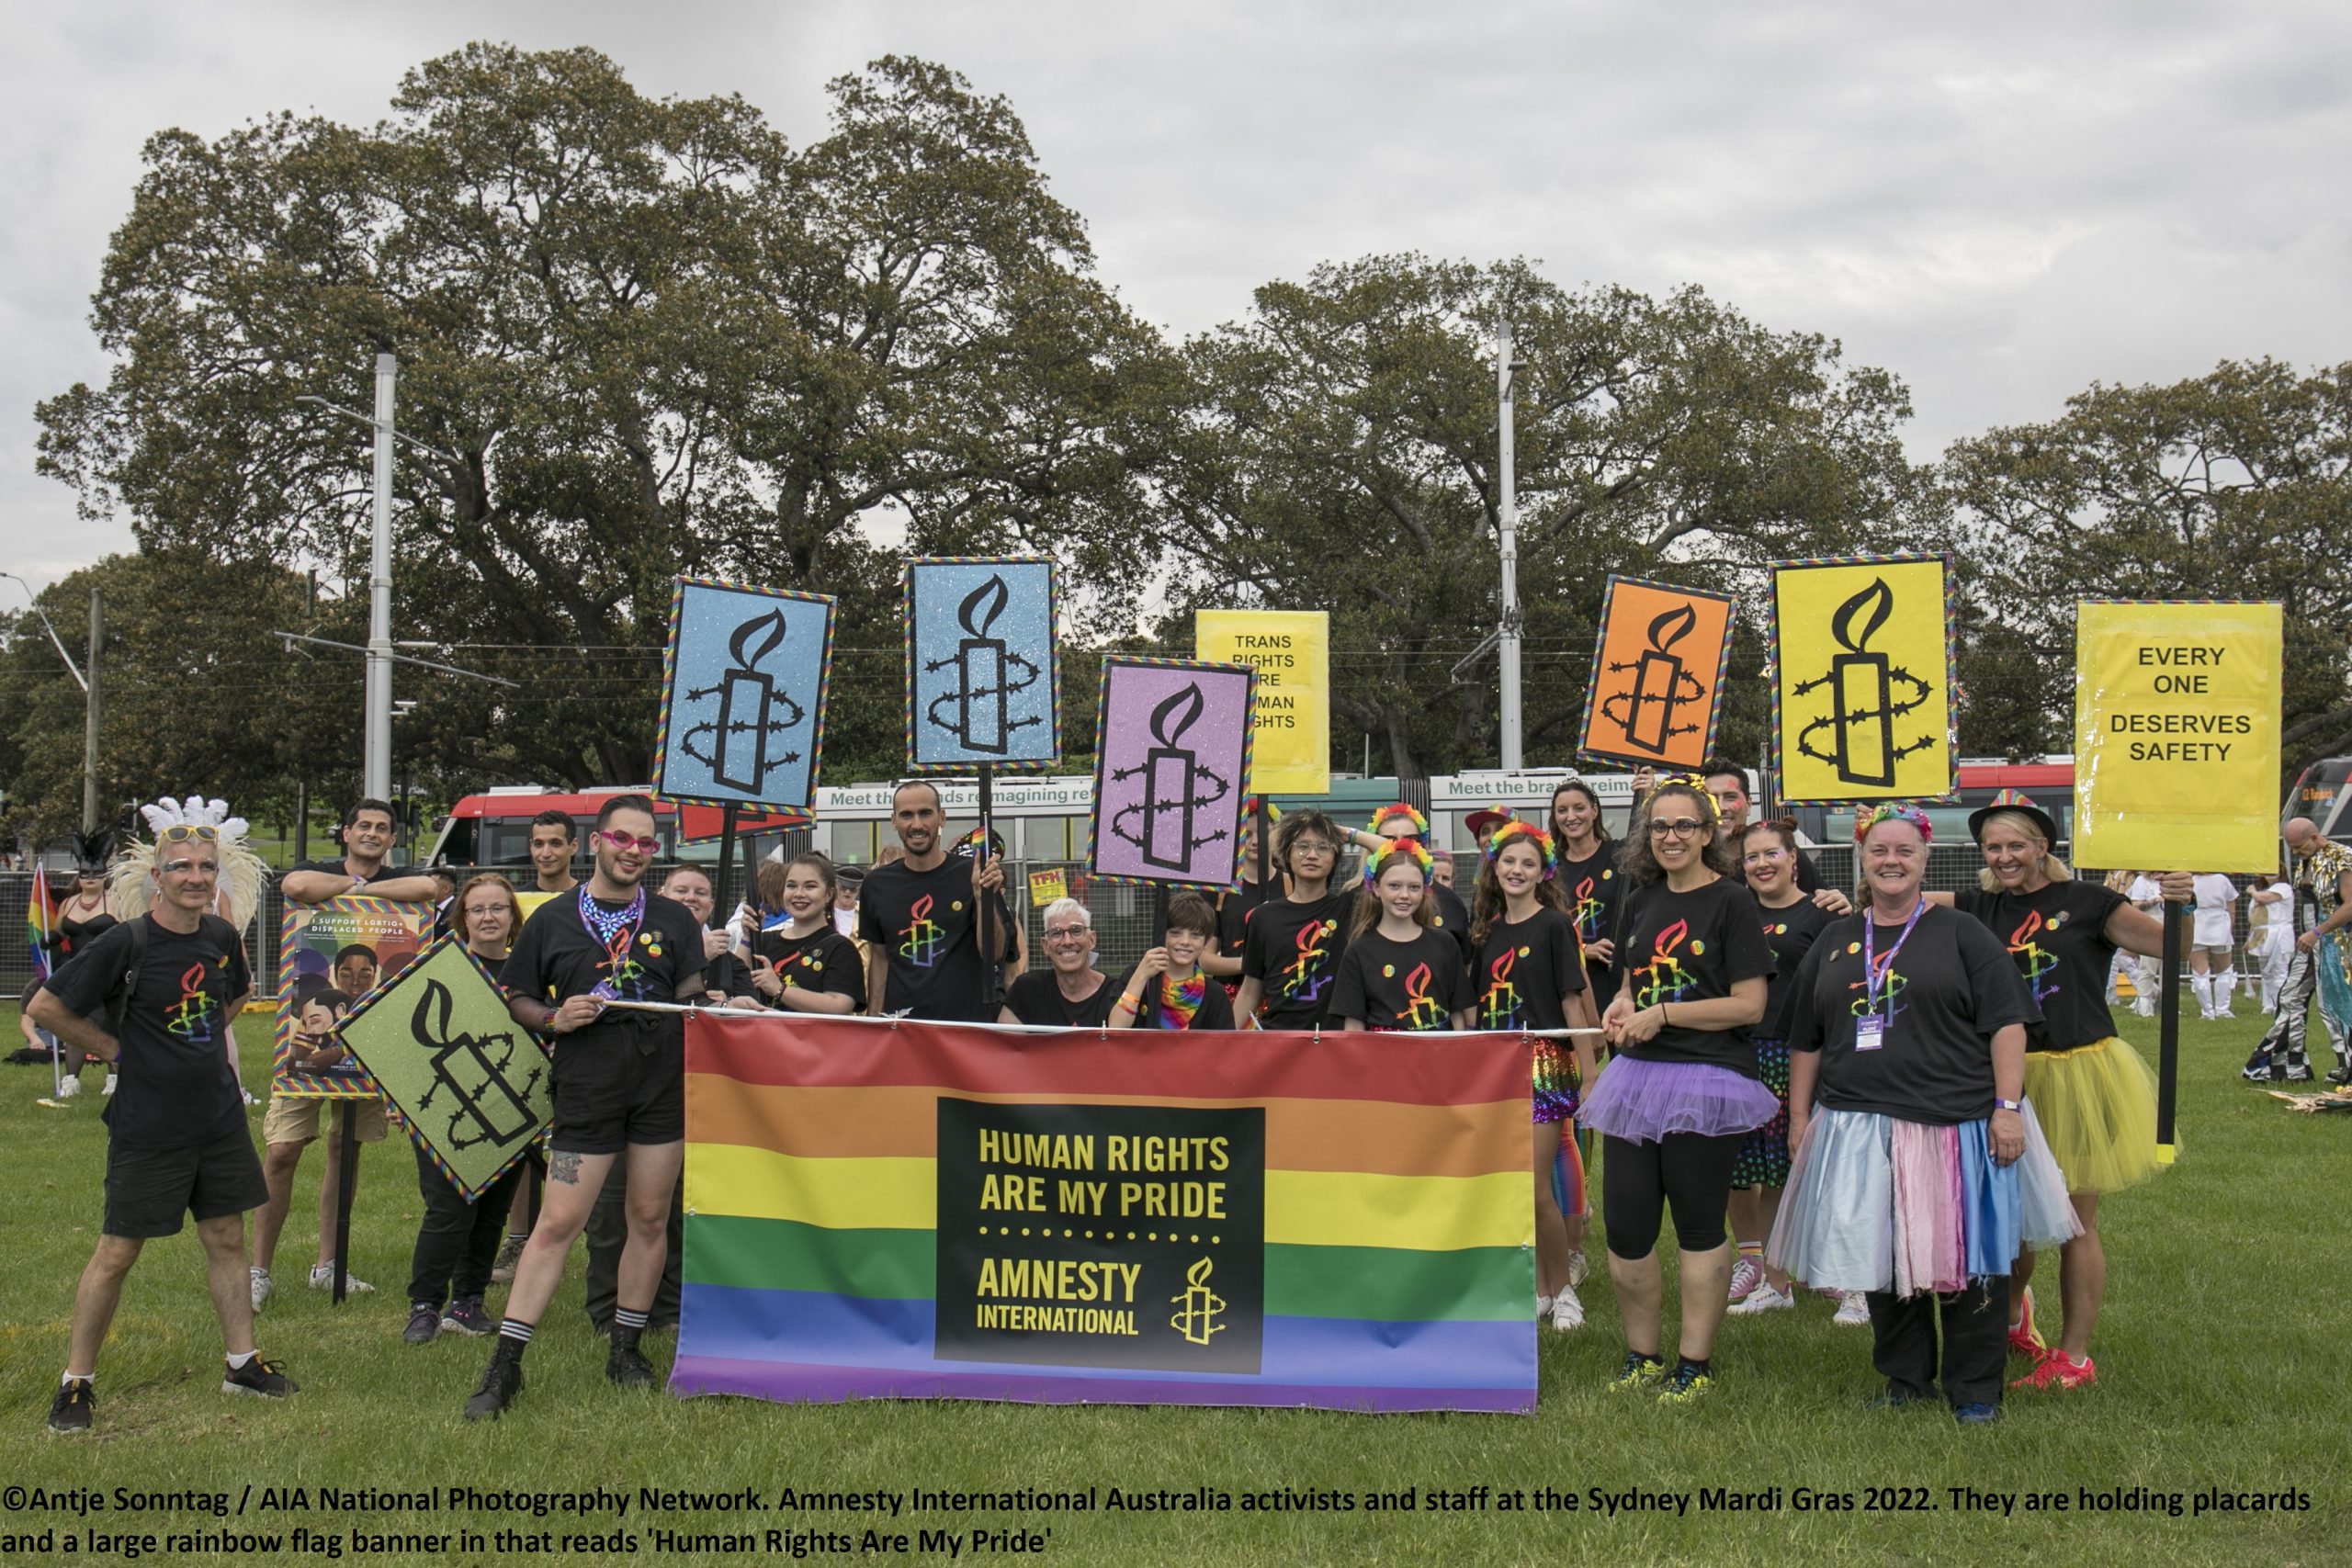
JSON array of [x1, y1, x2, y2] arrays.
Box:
[[1157, 971, 1207, 1031], [579, 885, 646, 1000]]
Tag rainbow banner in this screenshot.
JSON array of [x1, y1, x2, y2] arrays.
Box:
[[27, 862, 53, 983], [674, 1017, 1536, 1414]]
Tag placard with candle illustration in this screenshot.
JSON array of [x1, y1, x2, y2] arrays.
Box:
[[1086, 656, 1256, 888], [653, 577, 836, 812], [1769, 554, 1956, 805], [904, 557, 1059, 773], [1577, 576, 1737, 771]]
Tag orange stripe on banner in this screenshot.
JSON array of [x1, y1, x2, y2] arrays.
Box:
[[684, 1077, 1529, 1178]]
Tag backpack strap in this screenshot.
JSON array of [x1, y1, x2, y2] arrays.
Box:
[[102, 917, 150, 1039]]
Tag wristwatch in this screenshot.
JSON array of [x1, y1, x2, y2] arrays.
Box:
[[1993, 1097, 2022, 1112], [349, 875, 368, 892]]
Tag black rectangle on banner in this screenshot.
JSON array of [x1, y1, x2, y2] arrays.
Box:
[[933, 1099, 1265, 1373]]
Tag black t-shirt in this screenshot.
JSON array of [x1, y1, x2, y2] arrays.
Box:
[[1240, 891, 1354, 1028], [1118, 965, 1238, 1032], [504, 886, 707, 1053], [1473, 907, 1585, 1032], [1613, 875, 1777, 1076], [46, 914, 251, 1149], [1559, 844, 1626, 992], [1954, 881, 2128, 1052], [1003, 968, 1121, 1027], [1214, 880, 1270, 981], [1752, 896, 1833, 1039], [1331, 929, 1472, 1032], [750, 926, 867, 1011], [1783, 904, 2040, 1124], [858, 858, 1017, 1023], [1429, 883, 1475, 968]]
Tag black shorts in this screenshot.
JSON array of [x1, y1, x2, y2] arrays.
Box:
[[548, 1032, 684, 1156], [104, 1122, 269, 1239]]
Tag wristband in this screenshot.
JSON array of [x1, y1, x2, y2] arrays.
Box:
[[1993, 1097, 2022, 1112], [1118, 993, 1143, 1012], [349, 875, 368, 892]]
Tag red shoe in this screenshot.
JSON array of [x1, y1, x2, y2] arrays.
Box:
[[2010, 1350, 2097, 1392], [2006, 1284, 2048, 1360]]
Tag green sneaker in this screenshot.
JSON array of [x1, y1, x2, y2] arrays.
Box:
[[1608, 1351, 1666, 1393], [1656, 1361, 1715, 1406]]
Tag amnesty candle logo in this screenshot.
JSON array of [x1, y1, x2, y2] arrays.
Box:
[[935, 1100, 1265, 1374]]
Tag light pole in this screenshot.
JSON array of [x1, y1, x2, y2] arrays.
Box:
[[1497, 321, 1524, 771], [0, 572, 99, 833]]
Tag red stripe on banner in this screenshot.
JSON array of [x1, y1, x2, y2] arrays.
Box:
[[689, 1015, 1529, 1107]]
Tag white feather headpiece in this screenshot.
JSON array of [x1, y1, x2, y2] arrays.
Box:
[[108, 794, 267, 931]]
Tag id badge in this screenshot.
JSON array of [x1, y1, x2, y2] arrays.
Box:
[[1855, 1015, 1886, 1053]]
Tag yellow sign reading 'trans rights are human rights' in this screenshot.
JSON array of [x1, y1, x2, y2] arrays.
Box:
[[2075, 601, 2281, 874], [1195, 611, 1329, 795]]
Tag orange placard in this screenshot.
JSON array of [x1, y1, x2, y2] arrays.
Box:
[[1577, 576, 1738, 770]]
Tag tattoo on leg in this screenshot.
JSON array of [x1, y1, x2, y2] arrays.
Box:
[[549, 1151, 582, 1185]]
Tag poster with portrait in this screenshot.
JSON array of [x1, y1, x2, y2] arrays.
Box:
[[652, 576, 836, 813], [338, 933, 551, 1199], [1576, 576, 1737, 771], [904, 557, 1060, 773], [271, 896, 440, 1100], [1085, 657, 1256, 889], [1769, 555, 1957, 806]]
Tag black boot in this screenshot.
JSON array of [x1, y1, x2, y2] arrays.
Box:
[[606, 1324, 657, 1389], [464, 1339, 526, 1421]]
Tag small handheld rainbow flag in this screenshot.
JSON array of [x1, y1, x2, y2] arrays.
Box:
[[27, 862, 53, 984]]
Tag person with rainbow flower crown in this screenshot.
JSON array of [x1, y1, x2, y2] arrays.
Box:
[[1330, 838, 1472, 1032], [1468, 819, 1600, 1331], [1348, 804, 1473, 969], [1583, 774, 1778, 1407], [1109, 893, 1235, 1032]]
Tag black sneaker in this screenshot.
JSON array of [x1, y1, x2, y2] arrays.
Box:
[[221, 1357, 298, 1398], [463, 1353, 525, 1422], [606, 1345, 659, 1389], [441, 1297, 494, 1337], [46, 1378, 95, 1433], [403, 1303, 442, 1344]]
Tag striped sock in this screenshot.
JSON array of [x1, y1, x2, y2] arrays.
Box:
[[497, 1319, 535, 1348], [613, 1307, 650, 1332]]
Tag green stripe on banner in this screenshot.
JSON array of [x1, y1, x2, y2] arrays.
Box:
[[687, 1213, 1526, 1323]]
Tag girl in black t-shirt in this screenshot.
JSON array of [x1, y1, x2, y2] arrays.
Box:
[[1470, 820, 1600, 1334], [1331, 840, 1471, 1032], [748, 854, 868, 1014], [1551, 778, 1623, 1007], [1581, 778, 1777, 1404], [1110, 893, 1236, 1032]]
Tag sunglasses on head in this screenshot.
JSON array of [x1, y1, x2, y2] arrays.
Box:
[[158, 824, 220, 843], [599, 829, 661, 852]]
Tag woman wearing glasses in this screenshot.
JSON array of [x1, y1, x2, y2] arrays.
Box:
[[1582, 778, 1777, 1405]]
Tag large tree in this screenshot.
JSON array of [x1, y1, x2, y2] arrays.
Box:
[[1150, 256, 1941, 778], [37, 46, 1175, 788]]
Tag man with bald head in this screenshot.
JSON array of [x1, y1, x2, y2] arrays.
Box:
[[2242, 818, 2352, 1084]]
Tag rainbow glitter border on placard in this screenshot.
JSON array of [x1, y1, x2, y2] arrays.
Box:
[[901, 555, 1062, 775], [1575, 573, 1740, 772], [1083, 653, 1258, 891], [651, 574, 837, 813], [1764, 552, 1958, 808]]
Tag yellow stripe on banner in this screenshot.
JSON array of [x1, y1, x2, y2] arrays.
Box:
[[687, 1145, 934, 1230], [1265, 1169, 1532, 1252]]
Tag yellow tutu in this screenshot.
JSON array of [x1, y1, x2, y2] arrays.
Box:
[[2019, 1036, 2163, 1194]]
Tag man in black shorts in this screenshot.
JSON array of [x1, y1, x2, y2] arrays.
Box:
[[32, 803, 295, 1432], [463, 795, 705, 1420]]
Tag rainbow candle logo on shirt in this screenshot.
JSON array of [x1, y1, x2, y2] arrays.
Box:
[[166, 962, 213, 1043], [899, 895, 944, 968], [1633, 919, 1697, 1008], [1399, 964, 1446, 1031], [2006, 911, 2061, 1007], [1280, 919, 1338, 1001], [1847, 952, 1910, 1021], [1478, 947, 1524, 1030], [1571, 876, 1605, 944]]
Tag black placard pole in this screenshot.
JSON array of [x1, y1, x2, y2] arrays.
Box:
[[714, 804, 741, 930], [332, 1100, 358, 1304], [2156, 887, 2181, 1159], [978, 765, 998, 1014]]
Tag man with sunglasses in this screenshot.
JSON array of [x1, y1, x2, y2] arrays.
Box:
[[462, 795, 706, 1419], [860, 781, 1018, 1022], [254, 798, 444, 1310], [34, 806, 294, 1432]]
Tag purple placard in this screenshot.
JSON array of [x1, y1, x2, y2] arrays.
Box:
[[1085, 657, 1256, 889]]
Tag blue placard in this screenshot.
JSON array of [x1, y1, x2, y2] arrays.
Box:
[[653, 578, 834, 812], [904, 557, 1059, 773]]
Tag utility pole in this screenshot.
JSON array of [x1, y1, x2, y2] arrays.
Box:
[[365, 353, 396, 804], [1497, 321, 1523, 771], [82, 589, 103, 835]]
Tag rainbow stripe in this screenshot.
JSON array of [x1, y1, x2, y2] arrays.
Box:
[[673, 1017, 1536, 1413], [28, 863, 52, 983]]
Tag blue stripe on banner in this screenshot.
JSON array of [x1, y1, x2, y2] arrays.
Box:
[[677, 1282, 1533, 1392]]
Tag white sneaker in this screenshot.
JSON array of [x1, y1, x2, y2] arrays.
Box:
[[1535, 1292, 1554, 1322], [1726, 1281, 1796, 1316], [102, 1073, 117, 1096], [250, 1266, 272, 1313], [2134, 1001, 2156, 1018], [309, 1263, 375, 1293], [1550, 1285, 1585, 1332], [57, 1077, 80, 1099], [1566, 1249, 1589, 1288], [1832, 1292, 1871, 1326], [242, 1088, 260, 1106], [1727, 1255, 1764, 1302]]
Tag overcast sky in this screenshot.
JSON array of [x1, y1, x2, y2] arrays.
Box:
[[6, 1, 2347, 591]]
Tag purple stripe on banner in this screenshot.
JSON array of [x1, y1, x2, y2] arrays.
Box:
[[671, 1354, 1534, 1415], [678, 1282, 1532, 1393]]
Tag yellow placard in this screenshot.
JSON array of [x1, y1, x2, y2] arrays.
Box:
[[1027, 868, 1067, 907], [1195, 610, 1329, 794], [1770, 557, 1955, 804], [2075, 602, 2281, 873]]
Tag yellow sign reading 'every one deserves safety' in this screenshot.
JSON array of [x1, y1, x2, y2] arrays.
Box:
[[1195, 610, 1329, 794], [2075, 601, 2281, 874]]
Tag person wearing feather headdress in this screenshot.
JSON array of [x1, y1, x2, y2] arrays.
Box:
[[32, 795, 294, 1432], [40, 829, 120, 1096]]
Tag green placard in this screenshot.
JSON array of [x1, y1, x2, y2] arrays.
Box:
[[337, 934, 550, 1199]]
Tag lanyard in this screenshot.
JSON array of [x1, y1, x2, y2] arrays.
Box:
[[1861, 897, 1927, 1024], [578, 886, 646, 998]]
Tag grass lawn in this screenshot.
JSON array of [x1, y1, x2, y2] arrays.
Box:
[[0, 1002, 2345, 1566]]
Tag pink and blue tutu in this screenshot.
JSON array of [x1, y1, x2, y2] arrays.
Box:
[[1577, 1055, 1779, 1145], [1767, 1101, 2081, 1297]]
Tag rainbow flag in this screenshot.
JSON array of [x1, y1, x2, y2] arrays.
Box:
[[27, 862, 53, 983], [676, 1017, 1535, 1413]]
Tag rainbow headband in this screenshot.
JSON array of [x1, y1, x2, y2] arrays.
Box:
[[1854, 803, 1933, 843], [1483, 820, 1557, 878], [1368, 803, 1429, 837], [1643, 774, 1722, 826], [1363, 836, 1435, 889], [1239, 795, 1283, 825]]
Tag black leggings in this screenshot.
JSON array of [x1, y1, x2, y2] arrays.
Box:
[[1601, 1131, 1744, 1259]]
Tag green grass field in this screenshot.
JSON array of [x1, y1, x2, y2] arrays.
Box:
[[0, 1003, 2344, 1566]]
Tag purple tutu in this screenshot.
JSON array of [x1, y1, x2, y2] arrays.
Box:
[[1579, 1055, 1779, 1145]]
